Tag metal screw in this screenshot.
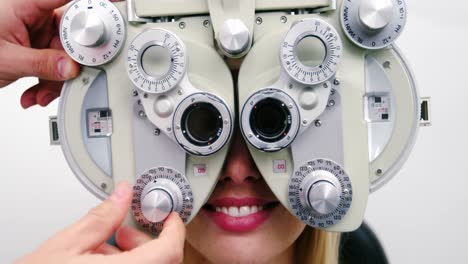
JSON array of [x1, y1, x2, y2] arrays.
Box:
[[302, 119, 308, 125], [344, 189, 349, 194], [248, 133, 253, 138], [143, 93, 148, 98], [315, 120, 322, 127], [288, 104, 293, 109], [179, 22, 186, 29], [224, 119, 229, 125], [383, 61, 391, 69], [101, 183, 107, 189], [175, 125, 181, 130], [167, 127, 172, 132], [154, 128, 161, 136], [328, 100, 336, 107], [330, 89, 336, 96], [280, 16, 288, 23], [203, 20, 210, 28], [138, 110, 146, 118], [333, 79, 340, 86], [376, 169, 383, 175], [289, 83, 293, 89], [82, 77, 89, 85], [132, 90, 138, 97], [178, 90, 183, 96], [256, 17, 263, 25], [137, 100, 142, 105], [323, 83, 329, 89]]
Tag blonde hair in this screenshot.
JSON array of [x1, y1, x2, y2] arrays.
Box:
[[295, 226, 341, 264]]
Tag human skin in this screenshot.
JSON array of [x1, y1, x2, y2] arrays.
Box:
[[0, 0, 82, 108], [16, 183, 186, 264], [183, 131, 306, 263], [1, 0, 306, 262]]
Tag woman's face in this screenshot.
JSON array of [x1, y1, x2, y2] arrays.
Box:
[[185, 131, 305, 263]]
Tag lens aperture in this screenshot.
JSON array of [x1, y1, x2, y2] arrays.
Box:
[[181, 103, 223, 146], [250, 98, 292, 143]]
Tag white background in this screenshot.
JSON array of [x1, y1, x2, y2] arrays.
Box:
[[1, 1, 468, 263]]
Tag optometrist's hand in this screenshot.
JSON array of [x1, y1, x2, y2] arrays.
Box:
[[16, 182, 186, 264], [0, 0, 81, 108]]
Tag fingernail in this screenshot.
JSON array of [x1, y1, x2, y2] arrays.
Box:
[[110, 182, 130, 202], [57, 57, 74, 79], [40, 93, 56, 106]]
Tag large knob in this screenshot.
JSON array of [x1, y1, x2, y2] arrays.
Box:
[[70, 12, 106, 47], [358, 0, 394, 32], [132, 167, 194, 234], [60, 0, 125, 66], [288, 159, 352, 228], [139, 179, 182, 223], [217, 19, 251, 58], [340, 0, 407, 49], [303, 179, 341, 215]]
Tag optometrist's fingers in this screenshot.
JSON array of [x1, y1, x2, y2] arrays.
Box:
[[115, 213, 186, 263], [115, 226, 153, 251], [20, 80, 62, 108], [42, 182, 133, 254], [0, 42, 79, 85]]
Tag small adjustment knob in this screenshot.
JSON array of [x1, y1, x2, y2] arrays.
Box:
[[132, 167, 194, 234], [304, 180, 341, 215], [288, 159, 352, 228], [141, 188, 174, 223], [358, 0, 394, 31], [70, 11, 106, 47], [218, 19, 251, 58]]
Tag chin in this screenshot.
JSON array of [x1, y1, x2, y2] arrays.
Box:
[[185, 205, 305, 263]]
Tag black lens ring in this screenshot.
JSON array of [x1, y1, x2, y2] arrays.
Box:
[[249, 97, 292, 143], [180, 102, 223, 147]]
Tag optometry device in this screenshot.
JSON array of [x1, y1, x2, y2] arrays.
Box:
[[51, 0, 430, 234]]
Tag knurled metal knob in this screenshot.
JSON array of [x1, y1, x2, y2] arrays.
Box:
[[218, 19, 251, 57], [70, 11, 106, 47], [358, 0, 394, 31], [304, 180, 341, 215], [141, 188, 174, 223]]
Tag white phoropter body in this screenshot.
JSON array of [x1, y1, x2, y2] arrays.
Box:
[[55, 0, 428, 234]]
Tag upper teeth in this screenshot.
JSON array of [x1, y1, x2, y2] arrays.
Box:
[[215, 205, 264, 217]]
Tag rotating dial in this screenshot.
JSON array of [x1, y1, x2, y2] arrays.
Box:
[[288, 159, 352, 228], [280, 19, 342, 86], [127, 29, 187, 94], [340, 0, 407, 49], [60, 0, 125, 66], [132, 167, 193, 234]]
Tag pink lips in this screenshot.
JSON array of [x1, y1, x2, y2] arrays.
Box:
[[204, 197, 275, 233]]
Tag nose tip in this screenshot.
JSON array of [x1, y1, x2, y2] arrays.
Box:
[[219, 130, 261, 184]]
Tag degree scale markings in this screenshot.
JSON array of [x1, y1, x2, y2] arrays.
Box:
[[281, 19, 342, 86], [127, 29, 187, 94]]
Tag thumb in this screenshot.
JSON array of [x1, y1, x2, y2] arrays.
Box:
[[0, 42, 80, 81], [44, 182, 133, 254]]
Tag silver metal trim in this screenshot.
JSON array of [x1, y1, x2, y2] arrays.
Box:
[[240, 88, 300, 152], [172, 93, 233, 156]]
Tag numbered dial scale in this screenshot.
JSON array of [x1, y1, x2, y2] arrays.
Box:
[[340, 0, 407, 49], [127, 29, 187, 94], [132, 167, 193, 234], [60, 0, 125, 66], [281, 19, 342, 85], [288, 159, 352, 228]]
